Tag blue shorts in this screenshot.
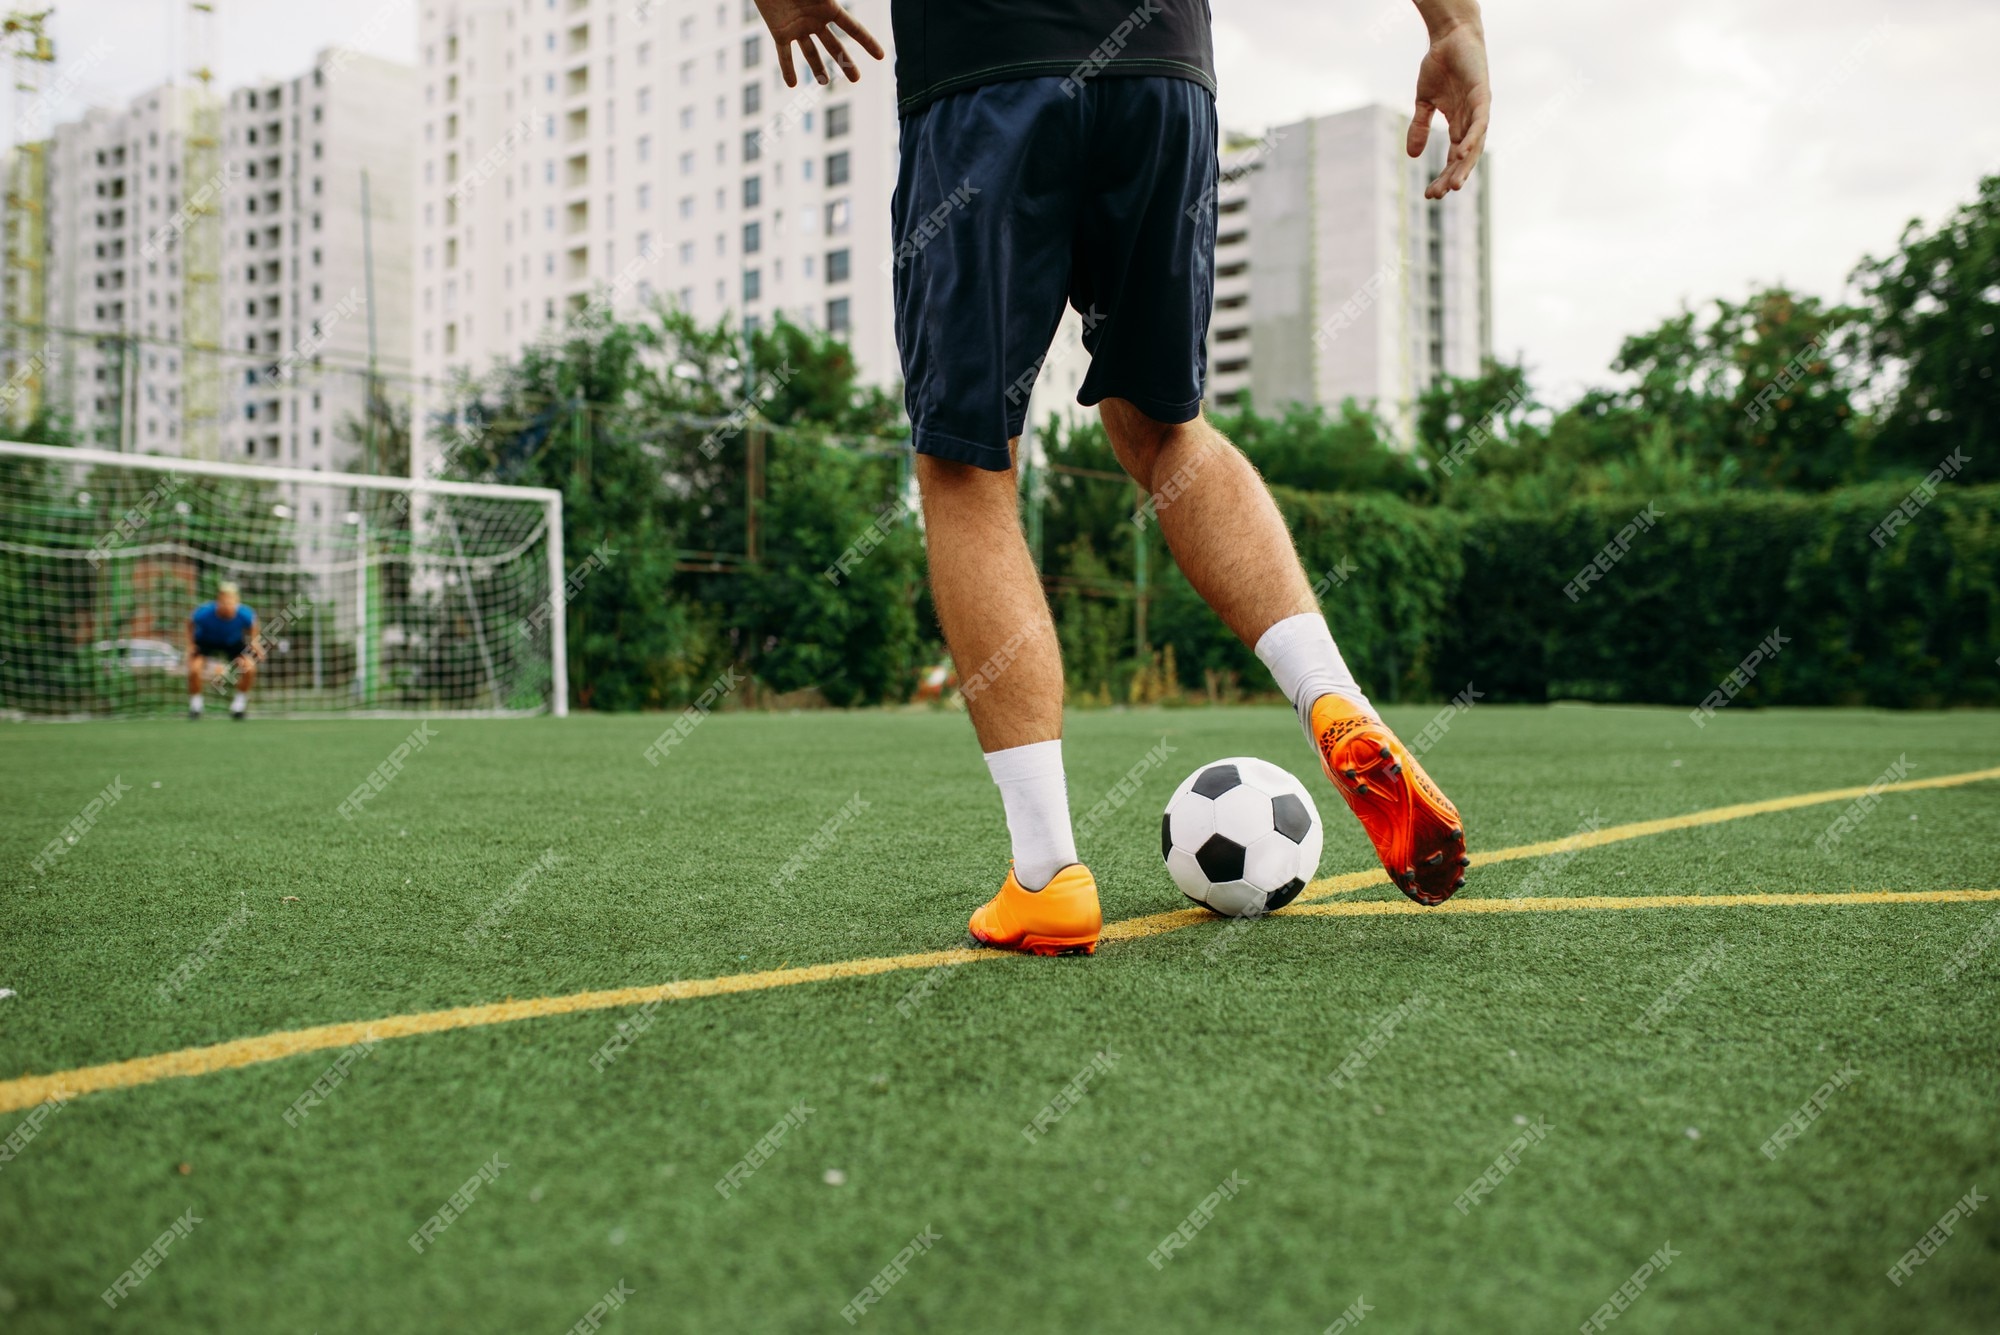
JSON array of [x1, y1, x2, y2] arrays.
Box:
[[890, 76, 1218, 472], [194, 642, 247, 662]]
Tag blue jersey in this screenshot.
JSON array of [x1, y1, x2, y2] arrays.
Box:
[[191, 600, 255, 647]]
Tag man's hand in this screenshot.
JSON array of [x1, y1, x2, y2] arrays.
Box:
[[753, 0, 885, 88], [1409, 2, 1491, 199]]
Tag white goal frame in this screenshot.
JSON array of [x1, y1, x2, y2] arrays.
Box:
[[0, 440, 569, 717]]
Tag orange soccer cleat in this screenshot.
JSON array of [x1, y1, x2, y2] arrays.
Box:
[[968, 864, 1102, 956], [1311, 695, 1468, 905]]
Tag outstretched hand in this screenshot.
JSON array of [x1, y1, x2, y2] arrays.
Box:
[[1407, 19, 1491, 199], [753, 0, 886, 88]]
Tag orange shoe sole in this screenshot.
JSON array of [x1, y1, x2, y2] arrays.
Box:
[[1316, 707, 1468, 906]]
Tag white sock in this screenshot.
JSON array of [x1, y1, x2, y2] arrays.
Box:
[[231, 692, 247, 712], [189, 694, 204, 714], [1255, 613, 1375, 732], [983, 739, 1078, 891]]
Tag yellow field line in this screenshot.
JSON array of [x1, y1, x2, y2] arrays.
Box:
[[2, 764, 1996, 1115], [1286, 888, 2000, 918]]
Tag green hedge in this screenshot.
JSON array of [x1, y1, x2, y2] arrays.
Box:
[[1142, 483, 2000, 709]]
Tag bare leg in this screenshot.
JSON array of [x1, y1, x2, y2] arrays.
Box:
[[234, 657, 257, 695], [915, 447, 1062, 752], [1098, 398, 1315, 648], [186, 655, 206, 698]]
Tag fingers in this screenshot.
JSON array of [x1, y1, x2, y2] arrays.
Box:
[[774, 35, 798, 87], [833, 5, 887, 61], [1407, 98, 1436, 159], [818, 26, 858, 82], [798, 31, 831, 85]]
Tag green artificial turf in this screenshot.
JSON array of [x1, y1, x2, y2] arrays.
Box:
[[2, 704, 1998, 1333]]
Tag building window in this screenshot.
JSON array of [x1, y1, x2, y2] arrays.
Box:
[[638, 134, 651, 162], [825, 198, 850, 234], [742, 82, 761, 115], [825, 151, 849, 186], [742, 175, 761, 207], [826, 103, 849, 138], [743, 268, 760, 302], [826, 297, 849, 333], [825, 248, 850, 283], [743, 36, 761, 67], [743, 128, 761, 162], [743, 220, 761, 253]]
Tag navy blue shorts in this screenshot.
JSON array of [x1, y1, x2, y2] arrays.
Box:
[[194, 642, 247, 663], [890, 76, 1218, 472]]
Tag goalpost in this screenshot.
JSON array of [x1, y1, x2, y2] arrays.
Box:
[[0, 441, 567, 719]]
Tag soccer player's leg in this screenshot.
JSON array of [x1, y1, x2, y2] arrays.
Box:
[[893, 80, 1100, 953], [230, 650, 255, 720], [186, 651, 208, 719], [1079, 79, 1465, 905]]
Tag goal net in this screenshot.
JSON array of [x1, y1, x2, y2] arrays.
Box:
[[0, 441, 567, 718]]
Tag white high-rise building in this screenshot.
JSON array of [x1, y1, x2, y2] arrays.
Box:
[[221, 51, 417, 473], [44, 85, 202, 451], [37, 53, 416, 466], [1209, 104, 1492, 443], [411, 0, 900, 452]]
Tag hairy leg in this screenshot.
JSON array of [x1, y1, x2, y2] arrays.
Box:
[[1098, 397, 1315, 648], [915, 449, 1062, 753], [187, 654, 206, 697], [235, 657, 257, 693]]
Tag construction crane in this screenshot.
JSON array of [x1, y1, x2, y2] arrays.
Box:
[[181, 0, 222, 459], [1, 8, 54, 430]]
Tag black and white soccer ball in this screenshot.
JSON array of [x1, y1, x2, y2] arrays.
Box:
[[1161, 757, 1324, 917]]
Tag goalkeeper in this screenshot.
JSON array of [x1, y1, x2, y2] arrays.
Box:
[[187, 581, 258, 721]]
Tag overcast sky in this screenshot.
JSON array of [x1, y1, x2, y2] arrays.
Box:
[[30, 0, 2000, 400]]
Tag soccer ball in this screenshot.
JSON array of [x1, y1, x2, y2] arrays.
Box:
[[1161, 757, 1324, 917]]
